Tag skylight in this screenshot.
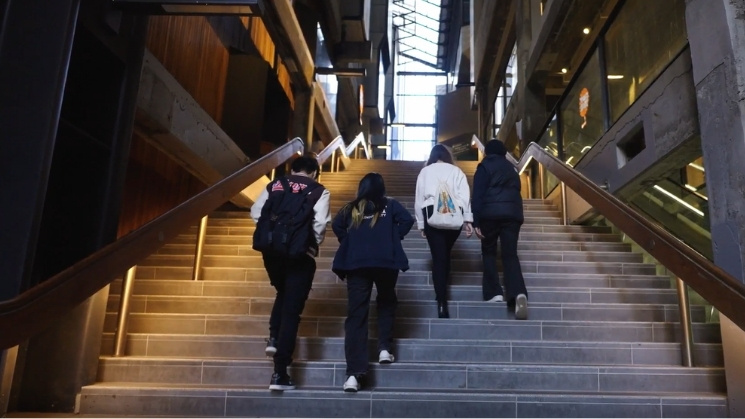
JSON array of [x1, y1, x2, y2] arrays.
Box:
[[392, 0, 447, 69]]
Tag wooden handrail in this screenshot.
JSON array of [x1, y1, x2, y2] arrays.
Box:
[[516, 142, 745, 330], [0, 138, 305, 349]]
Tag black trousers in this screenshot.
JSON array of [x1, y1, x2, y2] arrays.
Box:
[[344, 268, 399, 376], [479, 218, 528, 302], [424, 218, 461, 303], [262, 252, 316, 374]]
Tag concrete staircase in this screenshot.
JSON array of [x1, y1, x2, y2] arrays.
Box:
[[80, 159, 727, 417]]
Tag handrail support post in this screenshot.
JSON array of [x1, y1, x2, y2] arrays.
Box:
[[561, 181, 568, 226], [192, 215, 209, 281], [538, 163, 545, 199], [113, 266, 137, 357], [676, 277, 695, 367]]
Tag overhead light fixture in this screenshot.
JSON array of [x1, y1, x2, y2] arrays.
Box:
[[688, 162, 705, 172], [582, 27, 591, 35], [607, 75, 624, 80], [390, 123, 405, 128], [653, 185, 705, 217], [561, 68, 568, 74], [377, 145, 390, 149], [315, 67, 366, 78]]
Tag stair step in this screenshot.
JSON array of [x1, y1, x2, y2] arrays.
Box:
[[171, 231, 625, 246], [156, 240, 634, 255], [98, 334, 724, 367], [136, 255, 658, 276], [109, 280, 681, 304], [185, 223, 612, 236], [78, 384, 728, 418], [101, 313, 723, 343], [105, 295, 708, 323], [128, 268, 674, 289], [143, 249, 646, 265], [92, 358, 725, 394]]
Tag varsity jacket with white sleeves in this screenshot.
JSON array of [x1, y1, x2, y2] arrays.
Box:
[[414, 161, 474, 231]]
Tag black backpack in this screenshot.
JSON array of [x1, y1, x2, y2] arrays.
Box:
[[252, 177, 321, 258]]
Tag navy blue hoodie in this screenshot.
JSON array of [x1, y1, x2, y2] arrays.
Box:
[[331, 198, 414, 278]]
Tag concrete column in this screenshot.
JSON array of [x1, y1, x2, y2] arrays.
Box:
[[293, 1, 319, 61], [515, 0, 548, 147], [292, 88, 315, 149], [0, 0, 80, 301], [685, 0, 745, 415]]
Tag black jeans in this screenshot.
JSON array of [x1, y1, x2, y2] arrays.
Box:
[[344, 268, 399, 376], [479, 218, 528, 302], [424, 218, 461, 303], [262, 251, 316, 374]]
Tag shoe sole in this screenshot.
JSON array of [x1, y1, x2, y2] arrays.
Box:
[[269, 384, 295, 391], [343, 386, 359, 393], [515, 294, 528, 320], [265, 347, 277, 357], [379, 357, 394, 364]]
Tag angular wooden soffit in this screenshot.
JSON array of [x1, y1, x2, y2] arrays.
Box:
[[111, 0, 315, 89]]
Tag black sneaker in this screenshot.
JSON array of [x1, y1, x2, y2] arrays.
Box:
[[265, 337, 277, 357], [269, 372, 295, 391]]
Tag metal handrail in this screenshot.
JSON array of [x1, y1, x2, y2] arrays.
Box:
[[516, 142, 745, 331], [316, 135, 345, 169], [0, 137, 305, 350], [345, 132, 371, 160]]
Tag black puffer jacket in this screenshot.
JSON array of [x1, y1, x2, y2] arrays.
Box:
[[471, 154, 524, 227]]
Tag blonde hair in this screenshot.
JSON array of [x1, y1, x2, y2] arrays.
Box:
[[348, 199, 380, 229]]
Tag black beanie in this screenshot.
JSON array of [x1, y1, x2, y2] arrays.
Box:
[[485, 140, 507, 156]]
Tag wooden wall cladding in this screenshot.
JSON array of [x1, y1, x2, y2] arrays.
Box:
[[248, 16, 294, 109], [117, 132, 206, 237], [277, 60, 293, 109], [146, 15, 229, 123]]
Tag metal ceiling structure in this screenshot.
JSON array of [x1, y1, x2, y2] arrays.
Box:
[[392, 0, 456, 70]]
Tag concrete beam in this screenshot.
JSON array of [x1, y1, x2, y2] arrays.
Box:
[[258, 0, 315, 89], [136, 51, 256, 207], [335, 41, 372, 63], [313, 81, 342, 143]]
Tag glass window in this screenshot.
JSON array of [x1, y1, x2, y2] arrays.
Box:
[[560, 49, 603, 167], [538, 115, 560, 196], [391, 60, 447, 160], [604, 0, 687, 122]]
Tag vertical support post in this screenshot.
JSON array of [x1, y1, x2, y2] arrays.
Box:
[[192, 215, 209, 281], [560, 181, 568, 226], [538, 164, 545, 199], [1, 346, 19, 415], [676, 277, 695, 367], [113, 266, 137, 357], [525, 171, 532, 199]]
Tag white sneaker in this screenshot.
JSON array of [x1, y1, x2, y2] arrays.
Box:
[[378, 350, 395, 364], [486, 295, 504, 302], [515, 294, 528, 320], [343, 375, 360, 392]]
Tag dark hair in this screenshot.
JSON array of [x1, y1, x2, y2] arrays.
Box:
[[426, 144, 454, 166], [344, 172, 387, 228], [484, 139, 507, 156], [291, 155, 320, 176]]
